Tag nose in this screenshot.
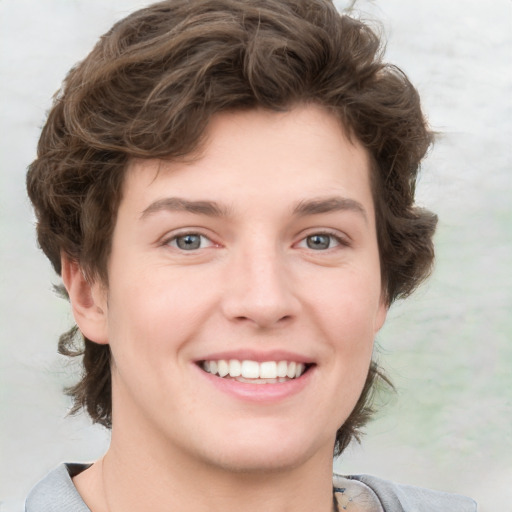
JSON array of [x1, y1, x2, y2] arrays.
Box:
[[220, 243, 301, 329]]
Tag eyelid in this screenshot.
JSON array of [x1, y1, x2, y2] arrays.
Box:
[[161, 228, 219, 250], [295, 229, 351, 249]]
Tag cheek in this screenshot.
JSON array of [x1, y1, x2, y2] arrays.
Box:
[[311, 271, 383, 341], [105, 288, 190, 410], [105, 268, 213, 366]]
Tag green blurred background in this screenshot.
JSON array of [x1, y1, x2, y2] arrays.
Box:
[[1, 1, 510, 510]]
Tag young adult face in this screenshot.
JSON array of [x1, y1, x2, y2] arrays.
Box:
[[74, 105, 387, 473]]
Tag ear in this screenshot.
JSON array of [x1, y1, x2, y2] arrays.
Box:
[[61, 255, 109, 344]]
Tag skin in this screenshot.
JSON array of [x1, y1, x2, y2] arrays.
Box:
[[63, 105, 387, 512]]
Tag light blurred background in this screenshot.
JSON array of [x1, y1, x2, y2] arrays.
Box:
[[0, 0, 510, 510]]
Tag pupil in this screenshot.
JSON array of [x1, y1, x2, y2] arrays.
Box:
[[307, 234, 330, 250], [177, 234, 201, 250]]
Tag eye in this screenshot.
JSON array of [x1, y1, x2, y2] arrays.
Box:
[[167, 233, 214, 251], [298, 233, 343, 251]]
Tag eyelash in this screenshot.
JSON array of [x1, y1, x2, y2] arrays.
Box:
[[164, 232, 216, 251], [163, 230, 349, 252], [295, 231, 350, 251]]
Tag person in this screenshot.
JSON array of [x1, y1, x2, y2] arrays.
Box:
[[24, 0, 477, 510]]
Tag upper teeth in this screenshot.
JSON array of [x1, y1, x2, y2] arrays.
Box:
[[202, 359, 306, 379]]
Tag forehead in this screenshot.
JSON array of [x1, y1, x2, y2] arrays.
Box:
[[121, 105, 374, 218]]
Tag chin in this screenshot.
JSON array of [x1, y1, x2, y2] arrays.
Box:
[[197, 431, 329, 475], [209, 452, 310, 475]]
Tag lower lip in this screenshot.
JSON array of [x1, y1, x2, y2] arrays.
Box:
[[195, 365, 314, 403]]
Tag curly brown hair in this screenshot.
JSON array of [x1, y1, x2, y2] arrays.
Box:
[[26, 0, 437, 456]]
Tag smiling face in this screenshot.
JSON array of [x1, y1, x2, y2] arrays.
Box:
[[83, 105, 387, 474]]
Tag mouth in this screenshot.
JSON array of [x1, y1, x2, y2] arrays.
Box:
[[198, 359, 314, 384]]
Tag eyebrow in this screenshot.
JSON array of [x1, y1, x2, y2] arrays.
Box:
[[140, 195, 368, 223], [140, 197, 231, 219], [292, 196, 368, 223]]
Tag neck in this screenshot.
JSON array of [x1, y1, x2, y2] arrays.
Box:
[[77, 426, 336, 512]]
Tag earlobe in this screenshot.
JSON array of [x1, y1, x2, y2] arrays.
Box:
[[61, 256, 109, 344]]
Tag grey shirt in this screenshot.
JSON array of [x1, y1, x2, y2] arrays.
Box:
[[25, 463, 477, 512]]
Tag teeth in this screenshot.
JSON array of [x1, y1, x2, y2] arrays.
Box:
[[259, 361, 277, 379], [229, 359, 241, 377], [286, 362, 296, 379], [217, 360, 229, 377], [276, 360, 288, 378], [201, 359, 308, 381], [241, 360, 260, 379]]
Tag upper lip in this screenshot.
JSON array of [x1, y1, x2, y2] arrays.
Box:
[[195, 349, 315, 364]]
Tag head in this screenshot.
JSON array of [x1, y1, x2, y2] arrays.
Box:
[[27, 0, 436, 458]]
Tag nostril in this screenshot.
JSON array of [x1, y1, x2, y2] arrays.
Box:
[[231, 314, 294, 328]]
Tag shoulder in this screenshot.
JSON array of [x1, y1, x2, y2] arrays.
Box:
[[25, 463, 91, 512], [336, 473, 478, 512]]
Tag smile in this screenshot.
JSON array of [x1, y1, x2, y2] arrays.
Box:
[[200, 359, 310, 383]]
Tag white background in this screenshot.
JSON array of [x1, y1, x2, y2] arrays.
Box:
[[1, 1, 511, 510]]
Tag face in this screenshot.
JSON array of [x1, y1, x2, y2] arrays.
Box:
[[88, 105, 387, 473]]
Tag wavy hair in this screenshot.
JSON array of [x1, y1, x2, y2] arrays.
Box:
[[27, 0, 437, 455]]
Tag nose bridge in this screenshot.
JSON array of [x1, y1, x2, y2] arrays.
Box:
[[222, 235, 299, 327]]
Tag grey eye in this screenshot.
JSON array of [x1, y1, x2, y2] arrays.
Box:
[[175, 234, 202, 250], [306, 234, 332, 250]]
